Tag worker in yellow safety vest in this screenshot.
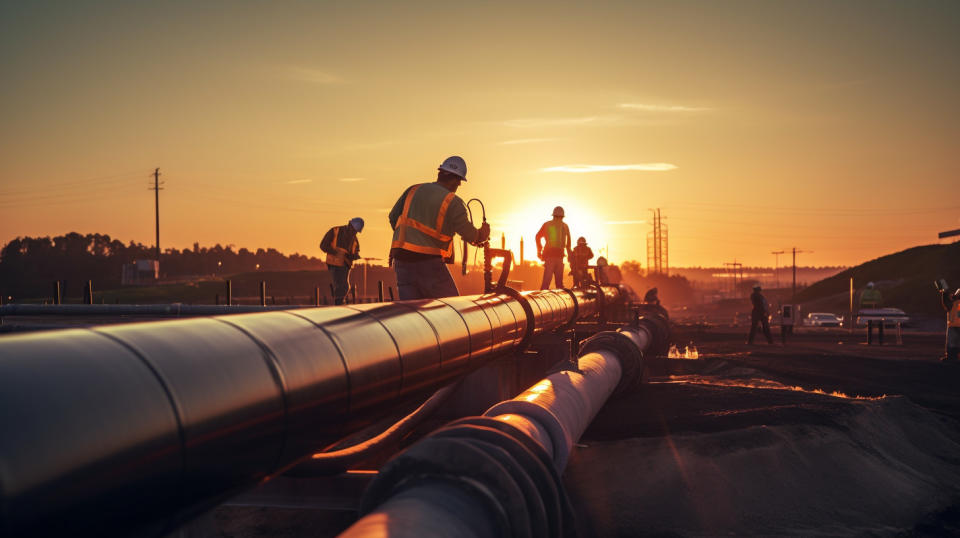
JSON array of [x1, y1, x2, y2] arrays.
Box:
[[389, 156, 490, 300], [320, 217, 363, 304], [535, 206, 572, 289], [941, 286, 960, 362]]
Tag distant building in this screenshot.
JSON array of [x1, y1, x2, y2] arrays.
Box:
[[121, 259, 159, 285]]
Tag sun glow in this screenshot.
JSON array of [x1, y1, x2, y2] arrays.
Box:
[[493, 197, 612, 265]]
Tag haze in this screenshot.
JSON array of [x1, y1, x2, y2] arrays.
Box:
[[2, 1, 958, 267]]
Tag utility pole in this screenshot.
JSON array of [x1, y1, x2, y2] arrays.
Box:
[[771, 250, 784, 289], [150, 168, 164, 262], [791, 247, 811, 301]]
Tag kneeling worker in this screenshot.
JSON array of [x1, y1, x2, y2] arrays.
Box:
[[389, 156, 490, 300], [320, 217, 363, 305]]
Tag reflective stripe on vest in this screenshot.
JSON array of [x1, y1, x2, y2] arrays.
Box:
[[391, 184, 456, 258], [325, 227, 357, 267], [950, 302, 960, 328]]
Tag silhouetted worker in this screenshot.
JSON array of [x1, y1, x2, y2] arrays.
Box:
[[644, 287, 660, 306], [536, 206, 572, 289], [595, 256, 622, 285], [389, 156, 490, 300], [941, 285, 960, 363], [748, 283, 774, 344], [570, 236, 594, 288], [320, 217, 363, 305], [859, 281, 883, 310]]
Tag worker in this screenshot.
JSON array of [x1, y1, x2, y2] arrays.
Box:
[[570, 236, 594, 288], [859, 281, 883, 310], [320, 217, 363, 305], [388, 156, 490, 300], [644, 287, 660, 306], [747, 283, 774, 344], [536, 206, 572, 289], [595, 256, 622, 285], [941, 285, 960, 363]]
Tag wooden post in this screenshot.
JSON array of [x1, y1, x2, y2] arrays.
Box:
[[315, 286, 321, 307], [226, 279, 232, 306], [53, 281, 61, 305], [259, 281, 266, 307], [378, 280, 384, 302], [388, 286, 395, 301], [85, 280, 93, 305]]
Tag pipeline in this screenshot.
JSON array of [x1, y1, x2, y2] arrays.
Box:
[[0, 303, 308, 317], [339, 314, 667, 538], [0, 285, 628, 537]]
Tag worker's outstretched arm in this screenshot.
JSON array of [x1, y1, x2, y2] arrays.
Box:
[[445, 198, 488, 244]]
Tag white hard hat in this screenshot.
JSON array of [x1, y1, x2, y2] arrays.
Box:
[[867, 282, 875, 288], [438, 156, 467, 180]]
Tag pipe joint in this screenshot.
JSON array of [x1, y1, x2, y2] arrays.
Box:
[[579, 329, 647, 394], [358, 417, 575, 538]]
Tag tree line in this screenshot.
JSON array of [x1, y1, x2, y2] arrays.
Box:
[[0, 232, 322, 299]]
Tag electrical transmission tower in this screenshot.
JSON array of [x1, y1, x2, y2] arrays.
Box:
[[646, 208, 668, 276]]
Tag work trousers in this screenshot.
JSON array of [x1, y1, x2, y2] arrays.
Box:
[[947, 326, 960, 361], [329, 265, 351, 305], [394, 257, 460, 300], [748, 312, 774, 344], [540, 256, 565, 290]]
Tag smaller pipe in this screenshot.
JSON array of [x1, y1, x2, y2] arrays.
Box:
[[287, 381, 460, 476]]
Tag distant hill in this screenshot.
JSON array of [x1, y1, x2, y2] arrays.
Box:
[[795, 243, 960, 317]]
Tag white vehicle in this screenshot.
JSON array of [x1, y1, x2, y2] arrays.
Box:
[[805, 312, 843, 327], [856, 308, 910, 327]]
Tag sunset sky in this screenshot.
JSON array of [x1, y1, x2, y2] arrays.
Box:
[[1, 1, 958, 268]]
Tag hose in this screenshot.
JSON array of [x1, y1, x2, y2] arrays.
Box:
[[284, 380, 462, 476]]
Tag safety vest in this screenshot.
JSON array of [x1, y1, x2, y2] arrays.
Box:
[[540, 220, 569, 257], [391, 183, 457, 259], [325, 226, 358, 267], [950, 301, 960, 328]]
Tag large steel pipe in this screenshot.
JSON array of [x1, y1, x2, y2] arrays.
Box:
[[341, 321, 663, 538], [0, 287, 622, 536]]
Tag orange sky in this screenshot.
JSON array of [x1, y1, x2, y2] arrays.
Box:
[[1, 1, 958, 268]]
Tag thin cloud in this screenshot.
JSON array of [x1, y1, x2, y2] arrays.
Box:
[[499, 138, 558, 145], [285, 66, 346, 85], [542, 164, 677, 173], [503, 116, 600, 128], [284, 179, 312, 185], [338, 177, 366, 182], [606, 220, 646, 225], [619, 103, 711, 113]]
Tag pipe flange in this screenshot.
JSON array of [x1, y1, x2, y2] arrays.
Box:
[[497, 286, 536, 349], [360, 436, 532, 538], [578, 330, 646, 395], [430, 422, 557, 537], [446, 416, 579, 538]]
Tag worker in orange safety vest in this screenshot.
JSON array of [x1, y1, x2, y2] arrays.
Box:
[[388, 156, 490, 300], [320, 217, 363, 304]]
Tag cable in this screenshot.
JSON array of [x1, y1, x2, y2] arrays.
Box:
[[284, 380, 461, 477]]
